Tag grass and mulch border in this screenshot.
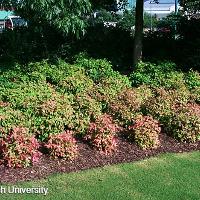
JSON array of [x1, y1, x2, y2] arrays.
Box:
[[1, 151, 200, 200], [0, 132, 199, 184]]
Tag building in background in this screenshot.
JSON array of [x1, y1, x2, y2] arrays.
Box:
[[125, 0, 179, 19], [0, 10, 13, 32], [144, 0, 179, 19]]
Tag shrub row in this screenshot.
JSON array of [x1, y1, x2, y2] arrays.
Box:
[[130, 61, 200, 92], [0, 58, 200, 168], [0, 113, 162, 168]]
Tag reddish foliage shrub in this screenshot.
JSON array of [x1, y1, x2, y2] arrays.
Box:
[[0, 101, 10, 107], [190, 87, 200, 103], [186, 103, 200, 116], [84, 114, 121, 154], [144, 88, 190, 124], [0, 127, 41, 168], [107, 86, 153, 126], [128, 115, 161, 149], [71, 93, 103, 134], [45, 130, 78, 160], [165, 103, 200, 143], [34, 94, 74, 141]]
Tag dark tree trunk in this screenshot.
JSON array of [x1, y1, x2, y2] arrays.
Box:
[[133, 0, 144, 67]]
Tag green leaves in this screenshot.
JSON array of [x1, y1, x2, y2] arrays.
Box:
[[130, 61, 187, 89], [1, 0, 91, 38]]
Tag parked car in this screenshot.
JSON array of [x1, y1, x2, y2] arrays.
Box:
[[4, 16, 27, 30]]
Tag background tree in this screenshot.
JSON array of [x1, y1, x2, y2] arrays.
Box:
[[0, 0, 91, 38], [133, 0, 143, 66], [90, 0, 128, 11], [180, 0, 200, 14]]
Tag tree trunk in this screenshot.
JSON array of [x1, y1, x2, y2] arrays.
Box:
[[133, 0, 144, 67]]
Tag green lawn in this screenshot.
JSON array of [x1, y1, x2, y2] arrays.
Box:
[[1, 151, 200, 200]]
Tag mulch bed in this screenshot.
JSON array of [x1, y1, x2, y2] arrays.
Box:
[[0, 133, 200, 184]]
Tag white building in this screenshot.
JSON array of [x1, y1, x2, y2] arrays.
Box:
[[116, 0, 179, 19], [144, 0, 179, 19]]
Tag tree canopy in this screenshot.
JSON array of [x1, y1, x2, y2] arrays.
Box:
[[180, 0, 200, 14], [0, 0, 91, 38]]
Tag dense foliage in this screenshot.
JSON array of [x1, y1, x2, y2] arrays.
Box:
[[128, 115, 161, 149], [84, 114, 120, 154], [45, 130, 78, 160], [1, 0, 91, 38], [0, 127, 41, 168], [0, 57, 200, 168]]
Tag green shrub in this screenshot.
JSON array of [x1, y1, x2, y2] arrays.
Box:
[[75, 55, 125, 82], [96, 74, 131, 95], [185, 70, 200, 90], [84, 114, 120, 154], [58, 70, 94, 95], [143, 87, 191, 124], [0, 69, 29, 83], [71, 94, 103, 135], [0, 127, 41, 168], [106, 86, 153, 126], [130, 61, 186, 89], [165, 104, 200, 143], [26, 60, 84, 85], [87, 74, 132, 113], [1, 62, 46, 84], [45, 130, 78, 160], [26, 60, 64, 84], [29, 71, 46, 83], [0, 82, 53, 110], [191, 87, 200, 103], [34, 93, 74, 141], [164, 71, 186, 89], [127, 115, 161, 149], [0, 106, 29, 132]]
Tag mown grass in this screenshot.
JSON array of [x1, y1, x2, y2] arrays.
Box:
[[1, 151, 200, 200]]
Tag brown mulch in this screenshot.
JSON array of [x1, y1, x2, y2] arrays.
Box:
[[0, 133, 200, 184]]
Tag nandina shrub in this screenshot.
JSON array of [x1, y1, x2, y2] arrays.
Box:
[[130, 61, 186, 89], [185, 70, 200, 90], [143, 87, 190, 124], [84, 114, 120, 154], [45, 130, 78, 160], [1, 82, 53, 110], [191, 87, 200, 103], [71, 94, 103, 135], [106, 86, 153, 126], [34, 93, 74, 141], [127, 115, 161, 149], [75, 56, 118, 82], [186, 103, 200, 116], [165, 103, 200, 143], [0, 107, 28, 133], [0, 127, 41, 168], [88, 74, 131, 106], [0, 101, 10, 107], [58, 70, 94, 95]]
